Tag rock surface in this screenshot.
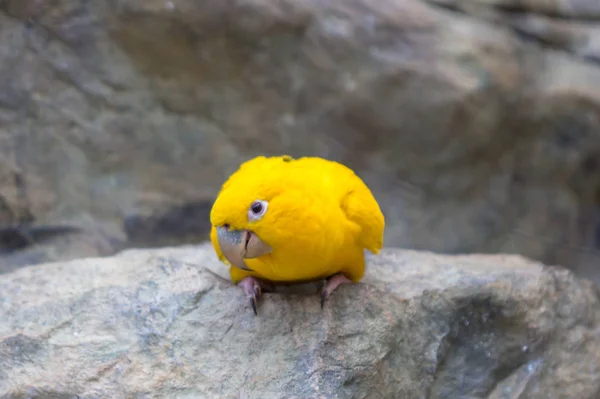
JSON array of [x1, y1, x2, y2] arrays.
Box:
[[1, 0, 600, 282], [1, 244, 600, 398]]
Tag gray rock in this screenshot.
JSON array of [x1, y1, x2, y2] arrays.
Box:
[[1, 244, 599, 398], [0, 0, 600, 284]]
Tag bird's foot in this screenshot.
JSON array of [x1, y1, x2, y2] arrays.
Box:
[[320, 273, 353, 308], [239, 276, 274, 315]]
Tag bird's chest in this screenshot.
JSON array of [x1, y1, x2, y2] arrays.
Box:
[[247, 246, 344, 283]]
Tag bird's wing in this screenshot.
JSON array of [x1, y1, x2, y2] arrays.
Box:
[[339, 180, 385, 254]]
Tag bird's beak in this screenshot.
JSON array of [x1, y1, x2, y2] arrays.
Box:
[[216, 225, 272, 271]]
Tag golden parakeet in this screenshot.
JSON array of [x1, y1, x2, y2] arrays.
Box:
[[209, 155, 385, 315]]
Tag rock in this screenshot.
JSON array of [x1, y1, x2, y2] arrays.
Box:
[[430, 0, 600, 19], [1, 244, 599, 398], [1, 0, 600, 283], [429, 0, 600, 62]]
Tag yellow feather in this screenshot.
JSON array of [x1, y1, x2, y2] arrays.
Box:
[[209, 155, 385, 284]]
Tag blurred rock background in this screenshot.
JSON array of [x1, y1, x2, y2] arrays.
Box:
[[1, 0, 599, 283]]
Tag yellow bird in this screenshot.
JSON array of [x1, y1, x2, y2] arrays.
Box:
[[209, 155, 385, 315]]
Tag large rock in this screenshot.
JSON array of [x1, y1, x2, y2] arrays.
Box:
[[1, 0, 600, 282], [1, 244, 599, 398]]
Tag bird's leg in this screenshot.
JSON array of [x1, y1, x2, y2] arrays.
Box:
[[239, 276, 275, 315], [320, 273, 353, 308]]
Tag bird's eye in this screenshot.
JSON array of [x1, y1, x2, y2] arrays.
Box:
[[248, 200, 268, 221], [251, 202, 263, 214]]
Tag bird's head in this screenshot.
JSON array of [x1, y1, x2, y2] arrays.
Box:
[[209, 156, 297, 271]]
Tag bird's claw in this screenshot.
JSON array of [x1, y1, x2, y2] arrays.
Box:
[[240, 273, 351, 314], [252, 283, 263, 315], [240, 276, 273, 315], [320, 273, 353, 309], [320, 289, 328, 309]]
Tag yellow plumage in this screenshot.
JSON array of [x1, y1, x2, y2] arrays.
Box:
[[209, 155, 385, 287]]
